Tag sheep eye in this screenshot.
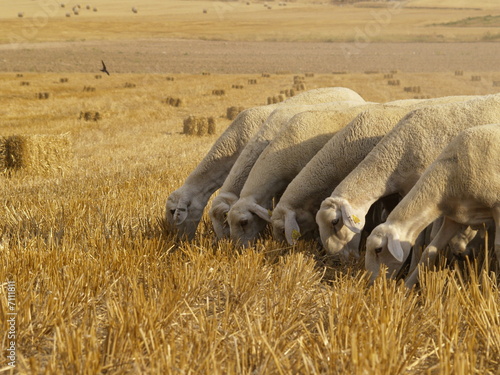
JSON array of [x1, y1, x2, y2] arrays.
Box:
[[331, 218, 339, 226], [375, 247, 382, 254], [240, 219, 248, 227], [169, 209, 176, 216]]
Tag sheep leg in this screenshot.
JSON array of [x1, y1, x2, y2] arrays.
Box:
[[405, 217, 461, 288]]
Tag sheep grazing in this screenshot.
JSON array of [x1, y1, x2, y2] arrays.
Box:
[[209, 100, 363, 240], [208, 87, 365, 240], [271, 102, 421, 248], [227, 104, 372, 247], [166, 104, 279, 240], [290, 96, 472, 254], [365, 124, 500, 287], [316, 94, 500, 261]]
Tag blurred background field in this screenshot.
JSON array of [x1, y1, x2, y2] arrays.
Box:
[[0, 0, 499, 43], [1, 0, 500, 373]]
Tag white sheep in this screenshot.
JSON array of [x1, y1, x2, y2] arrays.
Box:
[[227, 104, 372, 247], [209, 87, 366, 239], [168, 87, 364, 239], [274, 96, 474, 248], [364, 124, 500, 287], [271, 103, 417, 248], [166, 104, 278, 239], [316, 94, 500, 260]]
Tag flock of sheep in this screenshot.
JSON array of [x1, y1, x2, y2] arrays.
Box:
[[166, 87, 500, 287]]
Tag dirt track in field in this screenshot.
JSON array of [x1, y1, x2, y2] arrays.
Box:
[[0, 39, 499, 74]]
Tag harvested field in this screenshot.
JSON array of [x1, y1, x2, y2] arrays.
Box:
[[0, 39, 499, 74], [1, 70, 500, 374], [0, 0, 500, 373]]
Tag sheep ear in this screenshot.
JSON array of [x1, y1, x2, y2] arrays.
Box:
[[340, 202, 363, 234], [284, 211, 301, 245], [250, 203, 272, 223], [387, 234, 405, 263]]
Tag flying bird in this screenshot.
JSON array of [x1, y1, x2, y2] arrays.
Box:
[[100, 60, 110, 75]]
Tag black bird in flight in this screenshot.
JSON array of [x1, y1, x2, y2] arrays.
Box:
[[100, 60, 110, 75]]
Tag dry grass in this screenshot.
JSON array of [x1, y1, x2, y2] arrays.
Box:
[[0, 71, 500, 374], [0, 0, 499, 44]]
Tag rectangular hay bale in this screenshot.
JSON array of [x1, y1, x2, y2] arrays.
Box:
[[5, 134, 72, 173], [0, 136, 7, 172]]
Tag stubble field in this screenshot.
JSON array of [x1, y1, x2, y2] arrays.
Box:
[[1, 0, 500, 374]]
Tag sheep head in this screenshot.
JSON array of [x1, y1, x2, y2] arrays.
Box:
[[316, 197, 364, 258], [165, 190, 203, 240], [365, 223, 411, 283], [228, 199, 272, 248], [272, 206, 317, 245], [209, 192, 239, 240]]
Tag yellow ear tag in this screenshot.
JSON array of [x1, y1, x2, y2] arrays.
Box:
[[268, 209, 273, 218], [351, 215, 361, 224], [292, 229, 301, 241]]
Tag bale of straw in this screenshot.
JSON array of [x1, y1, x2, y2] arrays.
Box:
[[197, 118, 209, 136], [183, 116, 216, 136], [226, 106, 245, 120], [0, 136, 7, 172], [208, 117, 216, 135], [293, 76, 305, 84], [4, 134, 72, 172], [183, 116, 197, 135]]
